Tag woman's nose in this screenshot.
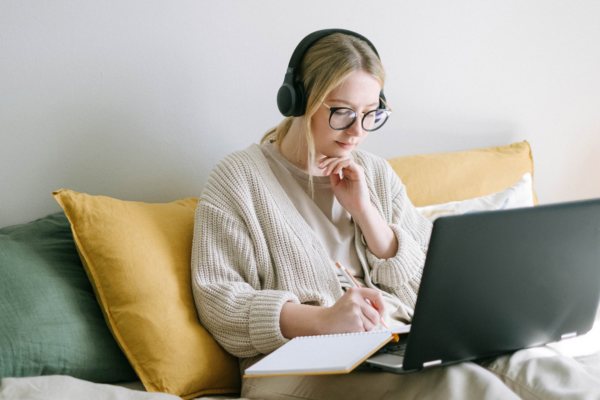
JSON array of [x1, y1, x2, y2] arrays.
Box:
[[346, 116, 364, 137]]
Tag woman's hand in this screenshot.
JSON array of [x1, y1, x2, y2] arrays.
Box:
[[318, 156, 399, 259], [280, 287, 386, 339], [320, 287, 386, 334], [318, 156, 371, 215]]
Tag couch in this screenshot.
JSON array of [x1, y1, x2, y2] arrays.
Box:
[[1, 141, 599, 400]]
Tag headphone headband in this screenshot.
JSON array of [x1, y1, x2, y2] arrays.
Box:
[[277, 29, 386, 117], [287, 29, 381, 71]]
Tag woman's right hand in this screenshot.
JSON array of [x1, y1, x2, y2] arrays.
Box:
[[319, 287, 386, 334], [280, 287, 386, 339]]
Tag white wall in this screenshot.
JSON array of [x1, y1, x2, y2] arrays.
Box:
[[1, 0, 599, 228]]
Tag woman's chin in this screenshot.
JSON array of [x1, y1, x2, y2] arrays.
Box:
[[315, 142, 357, 160], [319, 142, 355, 157], [321, 150, 351, 160]]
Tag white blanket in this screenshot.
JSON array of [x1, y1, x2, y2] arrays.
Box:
[[0, 375, 179, 400]]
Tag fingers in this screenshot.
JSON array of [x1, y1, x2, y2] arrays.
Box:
[[359, 300, 380, 329], [318, 157, 337, 170], [345, 287, 385, 330], [319, 157, 348, 176], [364, 292, 386, 318], [359, 310, 376, 332], [355, 288, 385, 317], [330, 159, 351, 176], [319, 157, 357, 177], [329, 170, 341, 187]]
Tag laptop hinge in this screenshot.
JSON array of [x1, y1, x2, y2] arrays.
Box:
[[423, 359, 442, 368], [561, 332, 577, 340]]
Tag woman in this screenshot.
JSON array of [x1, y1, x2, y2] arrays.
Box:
[[191, 30, 599, 399]]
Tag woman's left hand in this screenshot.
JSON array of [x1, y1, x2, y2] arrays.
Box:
[[318, 156, 371, 216], [319, 155, 399, 259]]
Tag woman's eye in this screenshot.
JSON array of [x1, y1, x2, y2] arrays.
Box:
[[334, 110, 355, 118]]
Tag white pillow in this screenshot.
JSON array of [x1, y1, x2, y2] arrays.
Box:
[[416, 173, 534, 223]]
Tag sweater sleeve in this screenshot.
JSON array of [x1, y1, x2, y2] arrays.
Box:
[[364, 162, 433, 309], [191, 200, 300, 358]]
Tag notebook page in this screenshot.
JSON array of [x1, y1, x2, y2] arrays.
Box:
[[391, 324, 411, 335], [245, 330, 393, 376]]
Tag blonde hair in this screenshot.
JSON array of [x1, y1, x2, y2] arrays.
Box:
[[261, 33, 386, 191]]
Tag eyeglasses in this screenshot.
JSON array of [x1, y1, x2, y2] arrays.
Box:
[[322, 97, 392, 132]]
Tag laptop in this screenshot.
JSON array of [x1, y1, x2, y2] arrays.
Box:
[[366, 197, 600, 374]]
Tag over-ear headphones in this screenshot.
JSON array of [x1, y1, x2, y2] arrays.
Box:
[[276, 29, 387, 117]]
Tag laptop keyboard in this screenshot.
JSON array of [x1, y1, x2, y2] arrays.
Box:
[[379, 342, 407, 356]]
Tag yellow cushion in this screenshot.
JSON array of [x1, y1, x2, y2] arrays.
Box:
[[52, 189, 240, 399], [387, 141, 538, 207]]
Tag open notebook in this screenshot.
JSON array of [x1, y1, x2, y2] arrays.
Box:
[[244, 325, 411, 378]]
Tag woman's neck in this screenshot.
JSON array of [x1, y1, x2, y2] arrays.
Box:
[[278, 118, 325, 176]]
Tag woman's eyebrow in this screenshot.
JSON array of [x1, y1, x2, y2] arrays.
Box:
[[328, 99, 379, 108]]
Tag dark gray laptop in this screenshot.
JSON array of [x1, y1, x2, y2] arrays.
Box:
[[367, 197, 600, 373]]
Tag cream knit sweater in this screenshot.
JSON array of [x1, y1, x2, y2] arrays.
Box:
[[191, 144, 433, 358]]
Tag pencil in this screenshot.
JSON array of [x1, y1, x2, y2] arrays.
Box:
[[335, 262, 388, 329]]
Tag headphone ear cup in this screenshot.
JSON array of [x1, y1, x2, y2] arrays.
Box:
[[277, 83, 296, 117], [293, 82, 306, 117]]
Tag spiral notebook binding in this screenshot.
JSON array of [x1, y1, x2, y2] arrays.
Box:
[[295, 330, 391, 340]]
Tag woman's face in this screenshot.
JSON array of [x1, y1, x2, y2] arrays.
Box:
[[311, 70, 382, 160]]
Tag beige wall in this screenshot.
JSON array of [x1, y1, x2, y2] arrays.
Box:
[[1, 1, 599, 228]]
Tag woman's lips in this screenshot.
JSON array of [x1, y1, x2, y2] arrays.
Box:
[[336, 141, 355, 150]]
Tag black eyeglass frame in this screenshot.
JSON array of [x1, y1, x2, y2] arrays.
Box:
[[322, 97, 393, 132]]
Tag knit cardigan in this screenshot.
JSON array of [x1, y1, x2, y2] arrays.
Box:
[[191, 143, 433, 358]]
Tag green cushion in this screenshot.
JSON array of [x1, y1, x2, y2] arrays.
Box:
[[0, 212, 138, 382]]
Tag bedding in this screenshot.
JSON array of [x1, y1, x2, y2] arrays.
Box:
[[0, 375, 180, 400], [1, 327, 598, 400]]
